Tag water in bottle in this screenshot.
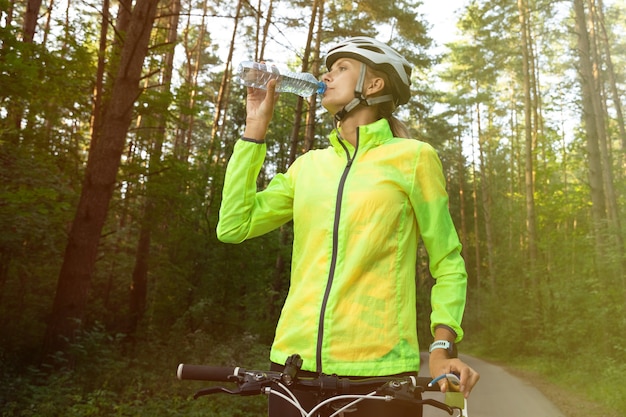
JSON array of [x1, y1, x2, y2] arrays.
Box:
[[235, 61, 326, 98]]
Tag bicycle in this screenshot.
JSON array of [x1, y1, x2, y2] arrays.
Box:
[[177, 353, 468, 417]]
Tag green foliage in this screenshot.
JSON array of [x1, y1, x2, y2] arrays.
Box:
[[0, 144, 76, 355], [0, 324, 269, 416]]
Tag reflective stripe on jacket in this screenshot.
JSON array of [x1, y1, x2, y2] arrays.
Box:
[[217, 118, 467, 376]]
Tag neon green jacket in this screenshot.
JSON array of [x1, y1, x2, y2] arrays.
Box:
[[217, 118, 467, 376]]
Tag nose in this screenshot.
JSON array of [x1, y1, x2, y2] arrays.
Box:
[[322, 72, 331, 83]]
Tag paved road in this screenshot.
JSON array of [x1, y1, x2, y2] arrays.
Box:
[[420, 353, 567, 417]]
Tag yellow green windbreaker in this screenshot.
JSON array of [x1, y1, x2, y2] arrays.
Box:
[[217, 118, 467, 376]]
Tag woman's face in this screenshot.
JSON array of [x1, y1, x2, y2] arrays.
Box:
[[321, 58, 364, 115]]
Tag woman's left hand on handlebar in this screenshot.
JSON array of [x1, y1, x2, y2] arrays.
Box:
[[429, 354, 480, 398]]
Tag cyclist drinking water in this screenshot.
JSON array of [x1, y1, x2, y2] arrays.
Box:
[[217, 36, 480, 417]]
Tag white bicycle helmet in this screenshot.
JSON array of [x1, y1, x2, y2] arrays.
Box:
[[325, 37, 412, 108]]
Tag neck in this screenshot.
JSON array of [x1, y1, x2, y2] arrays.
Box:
[[336, 107, 380, 146]]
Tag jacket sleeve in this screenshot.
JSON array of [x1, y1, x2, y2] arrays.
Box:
[[411, 142, 467, 342], [216, 139, 294, 243]]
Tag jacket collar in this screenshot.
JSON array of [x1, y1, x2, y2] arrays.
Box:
[[328, 118, 394, 156]]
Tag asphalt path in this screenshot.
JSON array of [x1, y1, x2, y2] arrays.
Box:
[[419, 353, 567, 417]]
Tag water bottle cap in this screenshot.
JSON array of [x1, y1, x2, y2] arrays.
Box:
[[317, 81, 327, 95]]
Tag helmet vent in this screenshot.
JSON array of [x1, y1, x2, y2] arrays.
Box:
[[359, 45, 385, 54]]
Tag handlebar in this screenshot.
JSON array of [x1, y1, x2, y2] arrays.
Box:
[[177, 354, 465, 416], [177, 363, 440, 391], [177, 364, 246, 382]]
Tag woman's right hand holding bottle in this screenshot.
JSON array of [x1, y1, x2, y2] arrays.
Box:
[[243, 77, 279, 142]]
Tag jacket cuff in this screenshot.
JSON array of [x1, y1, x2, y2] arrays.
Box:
[[241, 136, 265, 144], [433, 324, 458, 339]]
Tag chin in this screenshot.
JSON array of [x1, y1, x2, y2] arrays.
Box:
[[320, 100, 333, 114]]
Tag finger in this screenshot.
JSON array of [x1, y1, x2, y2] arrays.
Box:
[[266, 78, 277, 94], [460, 367, 479, 398], [437, 378, 448, 393], [458, 367, 469, 395], [264, 79, 280, 112], [466, 369, 480, 397]]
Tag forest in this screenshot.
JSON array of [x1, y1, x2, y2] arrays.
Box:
[[1, 0, 625, 415]]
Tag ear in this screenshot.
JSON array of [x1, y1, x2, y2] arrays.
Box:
[[365, 77, 385, 95]]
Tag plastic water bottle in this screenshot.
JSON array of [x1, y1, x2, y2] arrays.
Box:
[[235, 61, 326, 98]]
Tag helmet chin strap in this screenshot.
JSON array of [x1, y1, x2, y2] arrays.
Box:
[[333, 63, 395, 123]]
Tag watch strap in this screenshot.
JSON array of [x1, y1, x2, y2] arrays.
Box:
[[429, 340, 451, 352], [429, 340, 458, 358]]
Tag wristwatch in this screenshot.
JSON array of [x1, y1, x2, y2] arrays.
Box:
[[429, 340, 458, 358]]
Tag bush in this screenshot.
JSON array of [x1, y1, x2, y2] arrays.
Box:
[[0, 325, 270, 417]]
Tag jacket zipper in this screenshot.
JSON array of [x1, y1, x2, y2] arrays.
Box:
[[315, 131, 358, 374]]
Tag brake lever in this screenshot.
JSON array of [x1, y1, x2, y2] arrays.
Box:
[[193, 379, 273, 399], [377, 380, 456, 416], [193, 386, 241, 399], [421, 398, 456, 415]]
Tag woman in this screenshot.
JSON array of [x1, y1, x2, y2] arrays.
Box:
[[217, 37, 479, 416]]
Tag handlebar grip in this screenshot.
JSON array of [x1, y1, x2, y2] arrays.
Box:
[[177, 364, 242, 381]]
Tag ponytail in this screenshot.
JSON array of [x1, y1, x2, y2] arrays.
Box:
[[377, 100, 411, 138], [387, 114, 411, 138]]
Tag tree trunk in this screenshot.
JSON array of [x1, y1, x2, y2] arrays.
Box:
[[129, 0, 181, 334], [304, 0, 324, 152], [90, 0, 110, 145], [470, 106, 481, 289], [517, 0, 538, 270], [287, 0, 318, 164], [41, 0, 55, 46], [2, 0, 15, 36], [573, 0, 608, 259], [596, 0, 626, 279], [595, 0, 626, 169], [175, 0, 208, 161], [479, 104, 496, 292], [41, 0, 159, 366], [506, 84, 519, 259], [210, 0, 243, 149], [456, 113, 469, 272], [586, 0, 624, 274], [258, 0, 274, 60], [22, 0, 43, 43], [5, 0, 43, 144], [517, 0, 543, 345]]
